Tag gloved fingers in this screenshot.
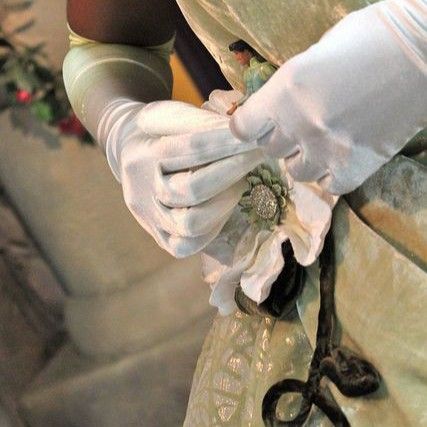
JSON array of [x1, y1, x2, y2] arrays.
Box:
[[256, 125, 300, 159], [202, 89, 243, 115], [119, 129, 248, 177], [158, 218, 229, 258], [317, 170, 354, 195], [284, 149, 328, 183], [121, 201, 224, 258], [156, 149, 264, 207], [158, 128, 259, 173], [155, 180, 246, 237], [120, 193, 173, 255], [229, 92, 276, 143], [137, 100, 230, 136]]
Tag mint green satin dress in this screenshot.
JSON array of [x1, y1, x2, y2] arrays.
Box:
[[177, 1, 427, 425]]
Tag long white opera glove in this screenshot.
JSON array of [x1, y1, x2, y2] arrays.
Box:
[[63, 39, 264, 257], [230, 0, 427, 195]]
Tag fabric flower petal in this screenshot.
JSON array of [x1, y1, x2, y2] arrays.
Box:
[[200, 105, 338, 315], [202, 89, 243, 116], [240, 230, 288, 304], [208, 227, 271, 315], [201, 208, 250, 284], [286, 180, 337, 265]]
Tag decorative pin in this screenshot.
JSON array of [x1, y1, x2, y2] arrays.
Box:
[[239, 164, 289, 230]]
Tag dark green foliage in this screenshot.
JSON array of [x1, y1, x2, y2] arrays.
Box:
[[0, 10, 92, 144]]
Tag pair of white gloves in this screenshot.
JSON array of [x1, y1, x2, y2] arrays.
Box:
[[63, 0, 426, 258]]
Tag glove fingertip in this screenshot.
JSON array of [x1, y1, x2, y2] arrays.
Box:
[[229, 108, 252, 141], [318, 171, 357, 196], [230, 107, 274, 143]]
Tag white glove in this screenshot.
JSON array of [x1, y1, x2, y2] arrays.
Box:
[[63, 35, 264, 258], [101, 99, 264, 257], [230, 0, 427, 195]]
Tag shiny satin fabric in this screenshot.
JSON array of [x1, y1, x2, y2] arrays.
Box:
[[185, 156, 427, 426], [176, 0, 377, 91], [177, 0, 426, 425]]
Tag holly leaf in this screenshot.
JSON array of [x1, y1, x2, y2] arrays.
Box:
[[10, 19, 35, 35], [14, 66, 40, 91], [5, 82, 17, 93], [0, 86, 12, 109], [25, 42, 46, 56], [81, 132, 94, 145], [0, 74, 13, 86], [43, 92, 68, 121], [1, 55, 16, 70], [30, 100, 53, 122], [0, 38, 13, 50], [33, 63, 54, 82], [4, 1, 33, 12], [0, 54, 9, 68]]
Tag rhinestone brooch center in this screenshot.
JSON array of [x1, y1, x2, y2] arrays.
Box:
[[239, 164, 289, 230], [250, 185, 278, 220]]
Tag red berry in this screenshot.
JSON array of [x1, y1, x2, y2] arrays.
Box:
[[58, 118, 70, 133], [15, 89, 32, 104], [59, 113, 86, 137]]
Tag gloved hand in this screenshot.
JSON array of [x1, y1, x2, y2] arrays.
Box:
[[102, 99, 265, 258], [63, 37, 265, 258], [230, 0, 426, 195]]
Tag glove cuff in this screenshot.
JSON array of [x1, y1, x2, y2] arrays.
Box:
[[62, 33, 173, 152], [99, 100, 143, 182]]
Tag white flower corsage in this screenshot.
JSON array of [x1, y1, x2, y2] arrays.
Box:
[[202, 90, 338, 315]]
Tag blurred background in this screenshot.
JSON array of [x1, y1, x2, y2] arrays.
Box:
[[0, 1, 229, 425]]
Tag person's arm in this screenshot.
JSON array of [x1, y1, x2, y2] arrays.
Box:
[[67, 0, 178, 48], [64, 1, 181, 150], [63, 1, 264, 257], [230, 0, 426, 195]]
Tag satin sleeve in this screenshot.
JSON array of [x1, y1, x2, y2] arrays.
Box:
[[62, 24, 174, 151]]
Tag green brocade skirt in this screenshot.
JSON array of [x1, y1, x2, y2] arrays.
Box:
[[184, 154, 427, 427]]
